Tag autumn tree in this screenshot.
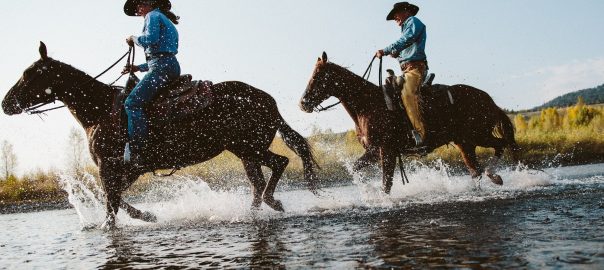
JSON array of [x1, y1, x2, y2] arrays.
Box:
[[66, 127, 90, 177]]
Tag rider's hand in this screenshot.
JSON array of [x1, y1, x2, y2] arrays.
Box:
[[375, 49, 386, 59], [126, 36, 135, 47], [121, 65, 139, 74], [390, 51, 400, 58]]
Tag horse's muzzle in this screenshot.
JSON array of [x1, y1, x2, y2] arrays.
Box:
[[299, 98, 314, 113], [2, 97, 24, 115]]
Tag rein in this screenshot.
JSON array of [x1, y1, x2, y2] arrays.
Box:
[[26, 46, 135, 115], [315, 56, 383, 112]]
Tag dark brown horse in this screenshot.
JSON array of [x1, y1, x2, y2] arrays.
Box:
[[2, 42, 318, 227], [300, 52, 519, 193]]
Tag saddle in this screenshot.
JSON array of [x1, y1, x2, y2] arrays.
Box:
[[112, 74, 214, 128], [382, 72, 453, 112], [149, 74, 214, 124]]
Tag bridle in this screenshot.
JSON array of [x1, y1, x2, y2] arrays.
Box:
[[23, 46, 136, 115], [313, 56, 383, 112]]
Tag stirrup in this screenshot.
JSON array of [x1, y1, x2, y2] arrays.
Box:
[[123, 143, 132, 164], [411, 130, 423, 146]]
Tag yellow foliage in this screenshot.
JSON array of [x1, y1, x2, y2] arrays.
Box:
[[539, 108, 561, 130], [514, 114, 528, 132]]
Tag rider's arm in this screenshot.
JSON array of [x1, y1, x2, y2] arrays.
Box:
[[383, 17, 424, 55], [133, 11, 161, 48]]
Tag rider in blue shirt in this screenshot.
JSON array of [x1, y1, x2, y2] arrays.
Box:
[[376, 2, 429, 148], [122, 0, 181, 165]]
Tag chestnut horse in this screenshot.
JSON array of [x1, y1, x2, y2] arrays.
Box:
[[2, 42, 318, 227], [300, 52, 519, 193]]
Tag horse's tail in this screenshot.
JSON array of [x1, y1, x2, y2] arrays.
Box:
[[494, 109, 521, 162], [277, 119, 320, 194]]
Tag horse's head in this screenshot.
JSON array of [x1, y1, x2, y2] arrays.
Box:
[[299, 52, 339, 113], [3, 42, 64, 115]]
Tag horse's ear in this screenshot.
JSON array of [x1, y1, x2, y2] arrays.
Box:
[[321, 52, 328, 63], [39, 41, 48, 60]]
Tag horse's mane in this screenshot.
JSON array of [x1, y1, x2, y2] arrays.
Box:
[[327, 62, 378, 87], [324, 62, 384, 102], [49, 57, 121, 95]]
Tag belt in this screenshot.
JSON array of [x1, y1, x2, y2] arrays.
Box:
[[145, 52, 175, 60], [401, 60, 428, 71]]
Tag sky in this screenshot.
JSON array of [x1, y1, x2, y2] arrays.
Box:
[[1, 0, 603, 174]]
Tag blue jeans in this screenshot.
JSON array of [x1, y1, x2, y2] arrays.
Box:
[[125, 55, 180, 154]]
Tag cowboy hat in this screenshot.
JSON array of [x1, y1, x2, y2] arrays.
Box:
[[386, 2, 419, 21], [124, 0, 171, 16]]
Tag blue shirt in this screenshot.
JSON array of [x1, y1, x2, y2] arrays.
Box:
[[383, 16, 427, 65], [134, 9, 179, 71]]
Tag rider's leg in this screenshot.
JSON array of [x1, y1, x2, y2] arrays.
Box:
[[124, 56, 180, 163], [400, 63, 427, 145]]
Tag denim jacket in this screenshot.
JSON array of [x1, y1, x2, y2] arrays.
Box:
[[133, 9, 179, 71], [383, 16, 427, 65]]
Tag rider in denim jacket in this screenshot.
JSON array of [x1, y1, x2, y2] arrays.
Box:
[[123, 0, 181, 165]]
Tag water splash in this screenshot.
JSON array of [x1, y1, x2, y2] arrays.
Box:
[[57, 173, 106, 227], [54, 161, 600, 230]]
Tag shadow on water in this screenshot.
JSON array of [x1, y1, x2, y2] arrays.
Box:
[[363, 201, 530, 268]]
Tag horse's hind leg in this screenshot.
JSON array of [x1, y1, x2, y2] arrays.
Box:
[[259, 151, 288, 212], [455, 143, 483, 179], [242, 160, 266, 209], [231, 149, 288, 212], [457, 142, 504, 186], [486, 146, 504, 185]]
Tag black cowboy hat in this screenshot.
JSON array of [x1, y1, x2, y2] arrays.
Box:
[[386, 2, 419, 21], [124, 0, 171, 16]]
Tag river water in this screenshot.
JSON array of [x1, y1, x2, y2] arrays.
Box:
[[1, 163, 603, 269]]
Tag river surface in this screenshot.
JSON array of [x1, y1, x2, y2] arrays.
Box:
[[1, 163, 603, 269]]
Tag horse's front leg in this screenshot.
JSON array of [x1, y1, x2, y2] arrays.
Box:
[[380, 147, 396, 194], [101, 174, 122, 229], [98, 161, 127, 229]]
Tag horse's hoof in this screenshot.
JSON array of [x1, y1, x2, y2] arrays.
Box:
[[251, 198, 262, 209], [101, 216, 116, 230], [488, 174, 503, 185], [141, 211, 158, 223], [264, 198, 285, 212]]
